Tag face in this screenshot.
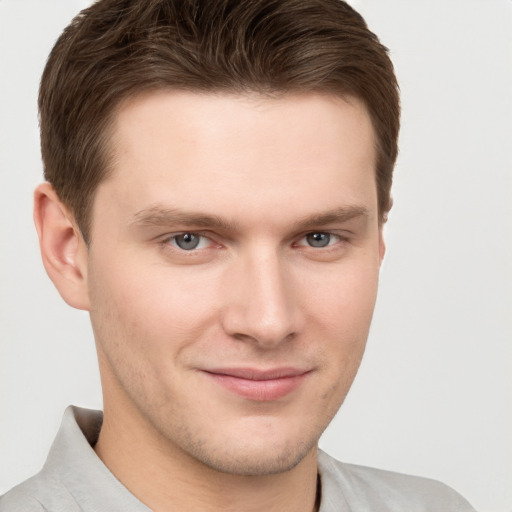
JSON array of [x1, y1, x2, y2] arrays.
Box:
[[86, 91, 384, 476]]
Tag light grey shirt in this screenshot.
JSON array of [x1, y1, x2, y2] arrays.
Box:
[[0, 406, 476, 511]]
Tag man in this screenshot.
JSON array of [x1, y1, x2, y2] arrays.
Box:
[[0, 0, 477, 511]]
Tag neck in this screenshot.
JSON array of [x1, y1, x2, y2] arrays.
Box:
[[95, 381, 320, 512]]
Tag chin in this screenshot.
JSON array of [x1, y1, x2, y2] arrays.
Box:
[[181, 429, 318, 476]]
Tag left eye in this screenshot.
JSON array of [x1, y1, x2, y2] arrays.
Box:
[[301, 232, 339, 248], [171, 233, 209, 250]]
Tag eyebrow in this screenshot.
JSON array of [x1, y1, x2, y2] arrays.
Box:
[[130, 205, 369, 232], [131, 206, 240, 231], [291, 205, 369, 232]]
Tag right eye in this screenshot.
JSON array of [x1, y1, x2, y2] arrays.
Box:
[[168, 233, 211, 251]]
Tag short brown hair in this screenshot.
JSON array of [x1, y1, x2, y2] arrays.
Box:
[[39, 0, 399, 241]]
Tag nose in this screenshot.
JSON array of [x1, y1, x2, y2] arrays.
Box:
[[220, 247, 303, 349]]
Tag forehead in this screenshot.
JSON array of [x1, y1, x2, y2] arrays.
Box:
[[111, 90, 375, 166], [98, 91, 378, 228]]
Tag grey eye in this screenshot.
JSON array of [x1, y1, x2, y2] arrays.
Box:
[[174, 233, 201, 250], [306, 232, 331, 248]]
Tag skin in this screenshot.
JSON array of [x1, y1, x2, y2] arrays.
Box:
[[35, 91, 385, 512]]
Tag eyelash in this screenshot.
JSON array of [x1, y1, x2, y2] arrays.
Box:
[[160, 231, 348, 252], [167, 232, 211, 250], [295, 232, 344, 249], [159, 232, 216, 253]]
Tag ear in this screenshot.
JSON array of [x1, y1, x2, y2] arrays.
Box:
[[33, 183, 90, 310], [379, 196, 392, 264], [378, 226, 386, 264]]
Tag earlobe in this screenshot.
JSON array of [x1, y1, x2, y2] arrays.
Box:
[[379, 198, 392, 264], [34, 183, 90, 311], [378, 228, 386, 264]]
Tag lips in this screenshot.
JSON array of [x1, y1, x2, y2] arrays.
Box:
[[202, 367, 310, 401]]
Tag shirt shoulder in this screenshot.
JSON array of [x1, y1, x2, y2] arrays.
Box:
[[0, 485, 45, 512], [318, 450, 477, 512], [1, 406, 150, 512], [0, 471, 82, 512]]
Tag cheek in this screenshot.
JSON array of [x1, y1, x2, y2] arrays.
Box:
[[87, 256, 223, 412], [302, 257, 379, 332], [303, 259, 379, 389], [88, 259, 203, 359], [92, 246, 188, 314], [87, 252, 224, 369]]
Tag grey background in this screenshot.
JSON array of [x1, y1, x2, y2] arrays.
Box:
[[1, 1, 511, 511]]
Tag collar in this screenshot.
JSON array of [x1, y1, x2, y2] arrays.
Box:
[[46, 405, 343, 511]]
